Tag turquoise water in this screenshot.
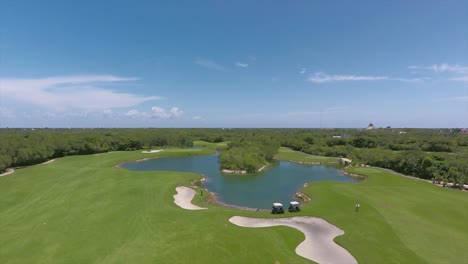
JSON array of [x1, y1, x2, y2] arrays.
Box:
[[121, 154, 356, 209]]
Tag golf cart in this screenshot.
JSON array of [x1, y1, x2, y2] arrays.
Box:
[[288, 201, 301, 212], [271, 203, 284, 214]]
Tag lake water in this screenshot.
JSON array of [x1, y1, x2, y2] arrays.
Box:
[[121, 154, 356, 209]]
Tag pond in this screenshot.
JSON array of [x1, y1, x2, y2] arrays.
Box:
[[121, 154, 356, 209]]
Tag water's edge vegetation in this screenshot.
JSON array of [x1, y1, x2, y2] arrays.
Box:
[[1, 128, 467, 186]]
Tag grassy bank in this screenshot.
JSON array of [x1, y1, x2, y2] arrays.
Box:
[[193, 140, 229, 150], [1, 148, 467, 263], [275, 147, 338, 163]]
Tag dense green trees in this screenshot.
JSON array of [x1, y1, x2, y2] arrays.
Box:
[[1, 128, 466, 186], [0, 128, 193, 172], [219, 137, 280, 172], [278, 129, 467, 186]]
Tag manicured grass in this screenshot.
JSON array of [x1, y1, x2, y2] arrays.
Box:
[[275, 147, 338, 163], [298, 167, 468, 264], [0, 149, 308, 264], [1, 148, 467, 263], [193, 140, 229, 150]]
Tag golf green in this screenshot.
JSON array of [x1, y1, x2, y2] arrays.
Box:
[[0, 149, 466, 263]]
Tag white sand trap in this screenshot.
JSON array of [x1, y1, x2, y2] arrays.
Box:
[[0, 168, 15, 177], [40, 159, 55, 165], [173, 186, 207, 210], [142, 149, 163, 154], [229, 216, 357, 264]]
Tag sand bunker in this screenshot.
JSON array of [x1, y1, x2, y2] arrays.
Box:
[[0, 159, 55, 177], [229, 216, 357, 264], [40, 159, 55, 165], [0, 168, 15, 177], [142, 149, 163, 154], [173, 186, 207, 210]]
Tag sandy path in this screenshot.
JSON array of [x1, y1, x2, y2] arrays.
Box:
[[40, 159, 55, 165], [229, 216, 357, 264], [0, 168, 15, 177], [173, 186, 207, 210]]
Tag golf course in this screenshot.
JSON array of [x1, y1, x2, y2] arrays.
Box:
[[1, 147, 467, 263]]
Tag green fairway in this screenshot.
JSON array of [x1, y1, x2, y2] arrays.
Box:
[[193, 140, 229, 150], [275, 147, 338, 163], [1, 149, 467, 263], [0, 149, 308, 264], [299, 167, 468, 264]]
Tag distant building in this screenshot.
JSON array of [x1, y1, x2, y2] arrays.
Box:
[[366, 122, 376, 130], [460, 129, 468, 134]]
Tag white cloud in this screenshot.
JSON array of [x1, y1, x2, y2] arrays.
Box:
[[408, 63, 468, 83], [300, 68, 307, 74], [195, 59, 225, 71], [125, 109, 140, 117], [408, 64, 468, 74], [124, 107, 184, 119], [307, 72, 427, 83], [169, 107, 183, 118], [235, 62, 249, 68], [392, 77, 428, 83], [0, 75, 161, 110], [308, 72, 388, 83], [149, 106, 184, 119], [192, 115, 203, 120]]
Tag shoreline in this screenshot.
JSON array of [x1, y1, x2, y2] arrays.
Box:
[[274, 157, 339, 165], [209, 191, 269, 212], [221, 164, 268, 175], [341, 170, 368, 181]]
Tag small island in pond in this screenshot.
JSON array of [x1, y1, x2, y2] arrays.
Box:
[[219, 137, 279, 174]]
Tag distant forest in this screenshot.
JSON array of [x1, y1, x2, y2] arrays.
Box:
[[1, 128, 467, 186]]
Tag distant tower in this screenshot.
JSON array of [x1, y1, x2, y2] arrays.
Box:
[[366, 122, 375, 130]]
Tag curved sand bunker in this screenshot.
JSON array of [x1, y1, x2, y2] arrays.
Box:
[[173, 186, 207, 210], [0, 168, 15, 177], [142, 149, 163, 154], [229, 216, 357, 264], [1, 159, 56, 177], [40, 159, 55, 165]]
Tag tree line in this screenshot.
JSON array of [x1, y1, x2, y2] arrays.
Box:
[[0, 128, 193, 172], [1, 128, 466, 186]]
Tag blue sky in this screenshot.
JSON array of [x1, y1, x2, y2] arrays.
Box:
[[1, 0, 467, 128]]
